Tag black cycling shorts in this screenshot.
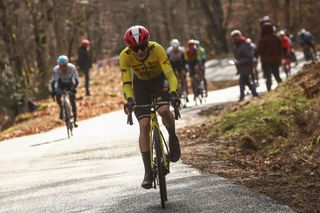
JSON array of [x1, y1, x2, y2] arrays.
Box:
[[171, 60, 185, 74], [133, 73, 170, 120]]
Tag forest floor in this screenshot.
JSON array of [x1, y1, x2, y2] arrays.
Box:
[[1, 62, 319, 212]]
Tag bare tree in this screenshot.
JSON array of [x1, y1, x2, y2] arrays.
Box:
[[200, 0, 228, 53]]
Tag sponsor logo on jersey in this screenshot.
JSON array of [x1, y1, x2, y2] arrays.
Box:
[[162, 58, 170, 65]]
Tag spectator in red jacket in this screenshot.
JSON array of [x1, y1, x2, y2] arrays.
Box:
[[279, 30, 292, 79]]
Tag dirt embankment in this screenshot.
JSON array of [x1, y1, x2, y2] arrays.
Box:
[[179, 62, 320, 212]]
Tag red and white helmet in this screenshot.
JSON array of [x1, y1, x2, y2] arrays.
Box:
[[124, 25, 150, 47]]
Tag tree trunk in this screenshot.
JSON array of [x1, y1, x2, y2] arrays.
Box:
[[284, 0, 290, 30], [200, 0, 228, 53]]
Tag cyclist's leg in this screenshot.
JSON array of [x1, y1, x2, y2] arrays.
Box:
[[178, 69, 187, 96], [153, 75, 180, 162], [200, 66, 208, 96], [69, 91, 78, 127], [157, 104, 180, 162], [133, 75, 153, 189], [55, 87, 63, 119], [188, 62, 198, 100], [137, 117, 153, 189]]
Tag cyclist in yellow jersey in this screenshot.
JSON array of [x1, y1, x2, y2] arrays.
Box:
[[120, 25, 181, 189]]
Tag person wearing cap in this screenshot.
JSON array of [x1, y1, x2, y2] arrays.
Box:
[[297, 29, 317, 61], [246, 38, 259, 87], [257, 23, 282, 92], [77, 39, 92, 96], [279, 30, 292, 78], [230, 30, 259, 102], [260, 15, 277, 36]]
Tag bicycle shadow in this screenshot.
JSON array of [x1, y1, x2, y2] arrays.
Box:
[[30, 138, 68, 147]]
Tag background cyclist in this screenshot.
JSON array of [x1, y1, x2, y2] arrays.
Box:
[[297, 28, 317, 61], [195, 39, 208, 97], [279, 30, 292, 78], [50, 55, 79, 127], [184, 39, 201, 101], [120, 25, 181, 189], [166, 38, 188, 102]]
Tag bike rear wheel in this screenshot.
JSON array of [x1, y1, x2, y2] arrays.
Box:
[[153, 128, 167, 208]]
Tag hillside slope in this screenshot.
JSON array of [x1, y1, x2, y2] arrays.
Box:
[[180, 62, 320, 212]]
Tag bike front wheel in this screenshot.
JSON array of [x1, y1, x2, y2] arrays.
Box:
[[63, 103, 73, 138], [153, 128, 167, 208]]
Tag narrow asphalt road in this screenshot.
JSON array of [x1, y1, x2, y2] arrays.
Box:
[[0, 57, 310, 212]]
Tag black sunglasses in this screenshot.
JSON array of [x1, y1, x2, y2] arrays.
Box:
[[129, 42, 148, 52]]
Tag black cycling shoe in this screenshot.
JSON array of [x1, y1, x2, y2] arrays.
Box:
[[169, 134, 181, 162], [141, 172, 153, 189], [141, 151, 153, 189], [74, 122, 78, 128]]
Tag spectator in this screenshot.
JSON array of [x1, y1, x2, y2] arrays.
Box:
[[257, 23, 282, 92], [77, 39, 92, 96], [247, 38, 259, 87], [259, 15, 277, 36], [279, 30, 292, 78], [297, 29, 317, 61], [230, 30, 258, 102]]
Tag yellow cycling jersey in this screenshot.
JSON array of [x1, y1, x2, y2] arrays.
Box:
[[119, 41, 178, 99]]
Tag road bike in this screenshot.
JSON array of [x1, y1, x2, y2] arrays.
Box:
[[127, 99, 180, 208], [192, 65, 206, 106], [303, 45, 317, 61], [61, 90, 74, 138], [176, 70, 188, 108]]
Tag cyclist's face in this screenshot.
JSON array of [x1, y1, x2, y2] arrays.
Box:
[[59, 64, 67, 71], [131, 43, 149, 60], [173, 47, 179, 52], [231, 34, 241, 43]]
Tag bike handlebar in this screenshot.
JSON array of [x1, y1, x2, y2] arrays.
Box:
[[126, 103, 180, 125]]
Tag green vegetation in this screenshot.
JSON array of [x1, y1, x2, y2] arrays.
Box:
[[180, 62, 320, 212], [205, 63, 320, 163], [217, 86, 309, 139]]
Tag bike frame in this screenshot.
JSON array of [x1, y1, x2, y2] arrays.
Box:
[[149, 106, 170, 177], [126, 100, 180, 208], [62, 90, 73, 138]]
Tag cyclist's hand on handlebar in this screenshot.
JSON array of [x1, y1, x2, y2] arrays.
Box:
[[124, 97, 136, 115], [170, 92, 181, 108]]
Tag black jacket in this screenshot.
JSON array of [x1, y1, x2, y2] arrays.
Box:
[[77, 46, 92, 70], [233, 39, 253, 75]]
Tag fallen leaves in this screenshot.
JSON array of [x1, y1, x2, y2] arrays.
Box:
[[0, 65, 125, 141]]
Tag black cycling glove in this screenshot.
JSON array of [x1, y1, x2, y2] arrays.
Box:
[[169, 92, 181, 108], [74, 79, 79, 88], [127, 98, 136, 110]]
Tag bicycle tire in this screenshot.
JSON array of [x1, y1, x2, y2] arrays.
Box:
[[64, 102, 73, 138], [153, 128, 167, 208]]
